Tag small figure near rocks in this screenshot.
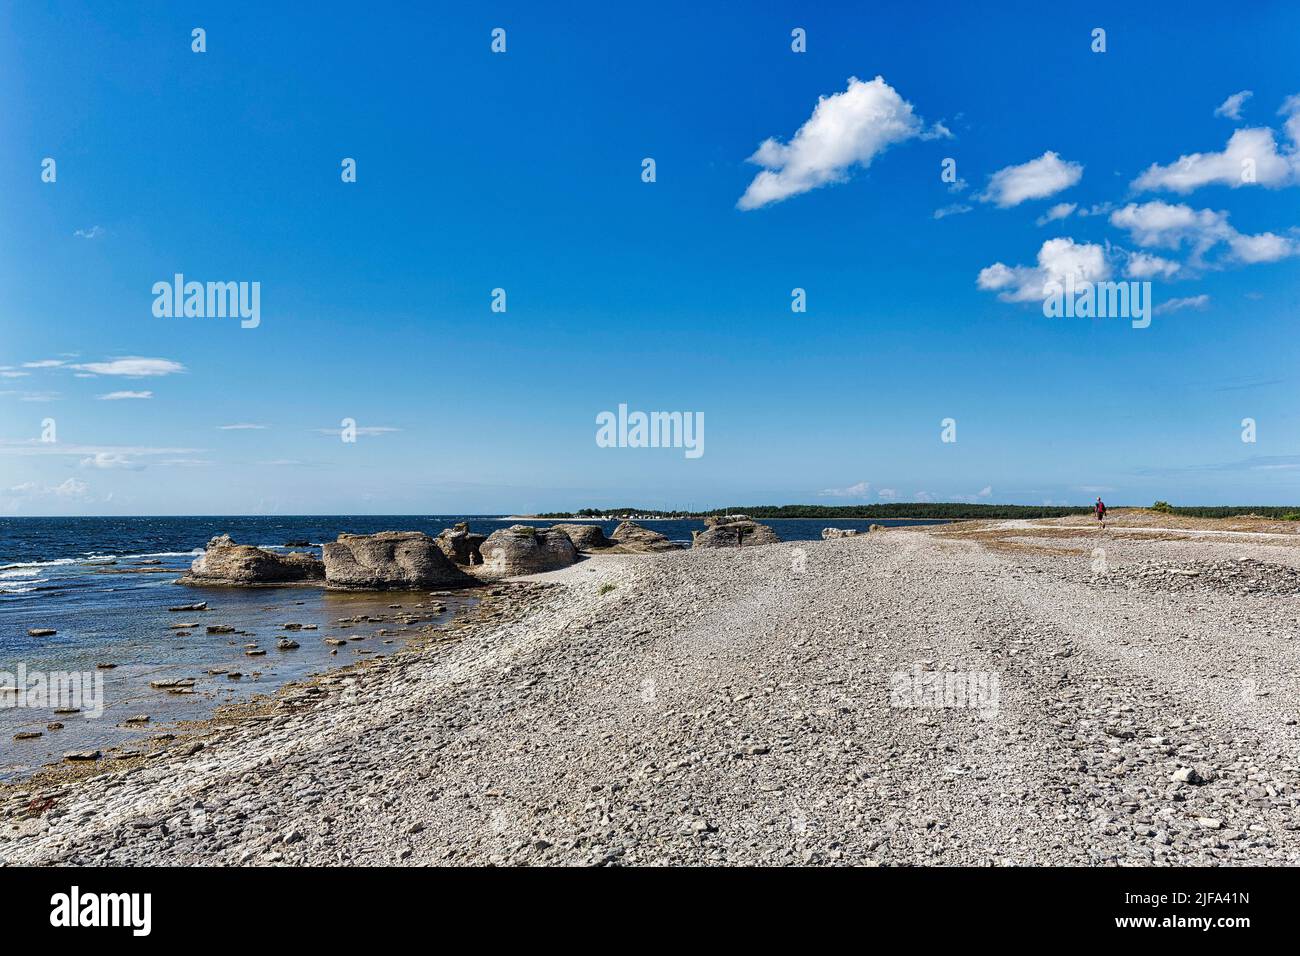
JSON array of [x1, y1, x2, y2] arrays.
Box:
[[434, 522, 488, 566]]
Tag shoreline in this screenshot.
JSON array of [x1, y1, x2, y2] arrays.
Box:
[[5, 516, 1300, 865]]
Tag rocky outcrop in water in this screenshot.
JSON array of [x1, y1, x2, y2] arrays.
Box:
[[179, 535, 324, 586], [550, 523, 613, 552], [608, 521, 682, 553], [692, 516, 781, 549], [322, 531, 475, 590], [477, 525, 578, 577], [435, 522, 487, 565]]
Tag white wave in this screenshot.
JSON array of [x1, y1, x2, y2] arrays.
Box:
[[0, 558, 77, 571]]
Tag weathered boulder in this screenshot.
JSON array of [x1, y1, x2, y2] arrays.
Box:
[[692, 516, 782, 549], [435, 522, 487, 565], [179, 535, 324, 586], [608, 521, 683, 553], [322, 531, 475, 590], [821, 527, 860, 539], [477, 525, 578, 577], [550, 523, 613, 552]]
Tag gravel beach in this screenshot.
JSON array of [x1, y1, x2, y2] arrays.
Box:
[[4, 515, 1299, 866]]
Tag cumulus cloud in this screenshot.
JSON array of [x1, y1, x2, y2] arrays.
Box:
[[1125, 251, 1180, 279], [976, 237, 1110, 302], [1035, 202, 1077, 226], [1131, 127, 1295, 193], [97, 390, 152, 401], [1154, 294, 1210, 315], [737, 76, 940, 210], [71, 357, 186, 377], [1110, 201, 1298, 267], [1214, 91, 1253, 120], [819, 480, 871, 498], [979, 151, 1083, 207]]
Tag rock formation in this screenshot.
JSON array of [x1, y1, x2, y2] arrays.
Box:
[[179, 535, 324, 586], [477, 525, 578, 577], [608, 521, 683, 552], [435, 522, 487, 565], [322, 531, 475, 590], [550, 523, 613, 551], [692, 515, 782, 549], [822, 528, 860, 539]]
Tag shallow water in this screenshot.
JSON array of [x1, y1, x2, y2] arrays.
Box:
[[0, 515, 940, 779]]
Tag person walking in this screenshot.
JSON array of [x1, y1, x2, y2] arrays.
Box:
[[1095, 497, 1107, 529]]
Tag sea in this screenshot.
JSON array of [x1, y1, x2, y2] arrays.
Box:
[[0, 515, 941, 780]]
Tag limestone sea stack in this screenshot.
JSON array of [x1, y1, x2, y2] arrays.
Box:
[[322, 531, 476, 590], [179, 535, 324, 586], [692, 515, 781, 549], [435, 522, 487, 565], [477, 525, 578, 578], [608, 521, 683, 553], [550, 523, 613, 552]]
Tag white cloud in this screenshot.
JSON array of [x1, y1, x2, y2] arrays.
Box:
[[1154, 294, 1210, 315], [22, 359, 65, 368], [1125, 251, 1180, 279], [73, 225, 105, 239], [1214, 91, 1253, 120], [1132, 127, 1295, 193], [979, 151, 1083, 207], [977, 237, 1110, 303], [1110, 201, 1298, 267], [933, 203, 972, 220], [80, 452, 143, 470], [977, 485, 992, 498], [737, 76, 936, 210], [1035, 202, 1076, 226], [218, 423, 269, 430], [876, 488, 898, 499], [97, 390, 153, 401], [6, 477, 91, 501], [1227, 231, 1298, 263], [70, 357, 186, 377], [312, 426, 401, 437], [0, 370, 29, 378], [819, 480, 871, 498]]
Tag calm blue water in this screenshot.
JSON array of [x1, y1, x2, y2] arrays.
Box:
[[0, 515, 940, 779]]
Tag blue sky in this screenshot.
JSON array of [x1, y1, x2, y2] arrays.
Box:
[[2, 1, 1298, 515]]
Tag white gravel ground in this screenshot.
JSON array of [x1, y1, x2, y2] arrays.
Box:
[[3, 522, 1299, 866]]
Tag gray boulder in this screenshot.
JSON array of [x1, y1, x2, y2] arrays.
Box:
[[179, 535, 324, 586], [821, 528, 860, 539], [550, 523, 613, 552], [477, 525, 578, 577], [608, 521, 683, 553], [692, 516, 782, 549], [435, 522, 487, 565], [323, 531, 475, 590]]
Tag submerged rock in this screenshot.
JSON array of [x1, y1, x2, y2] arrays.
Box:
[[550, 523, 613, 552], [692, 516, 782, 549], [434, 522, 487, 566], [608, 521, 683, 553], [179, 535, 324, 587], [323, 531, 476, 591], [477, 525, 578, 577]]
